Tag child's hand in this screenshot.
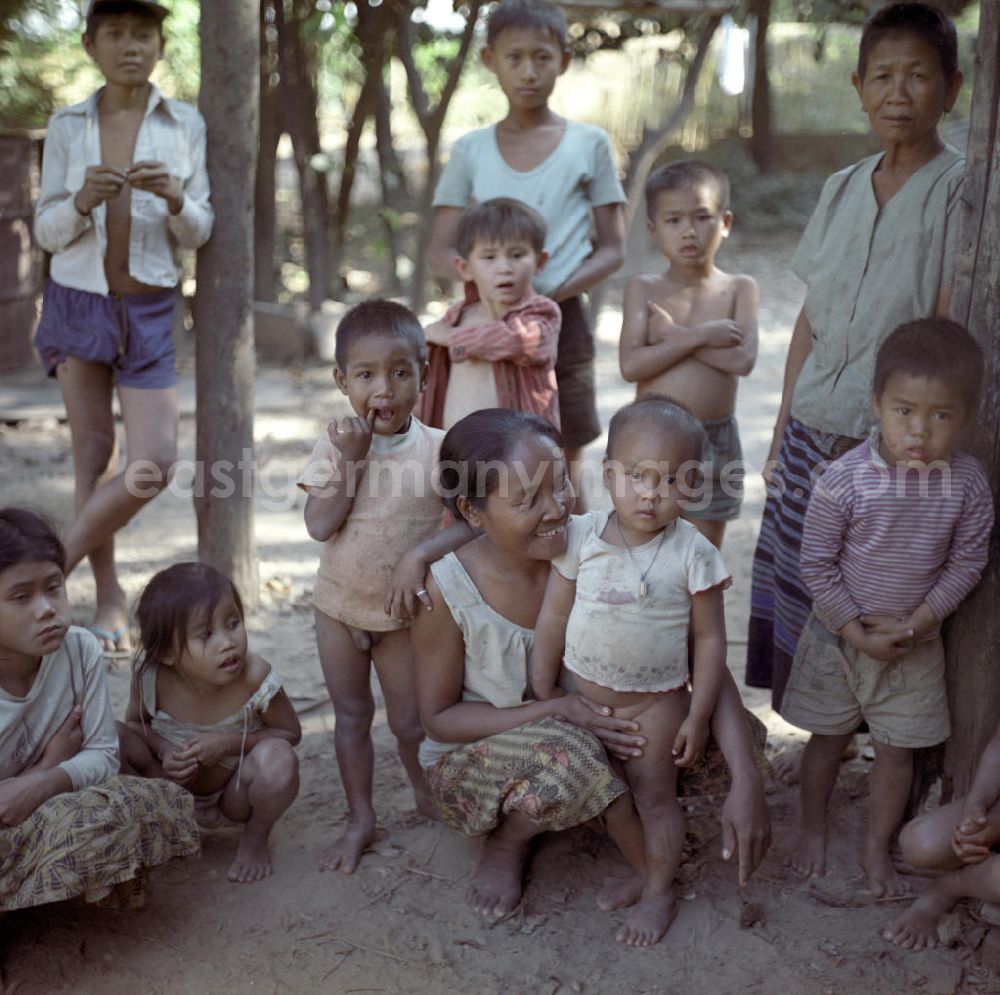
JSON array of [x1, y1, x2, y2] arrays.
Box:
[[0, 775, 49, 827], [844, 620, 913, 661], [385, 547, 433, 621], [698, 319, 743, 349], [128, 160, 184, 213], [424, 320, 452, 347], [327, 409, 375, 465], [673, 715, 709, 768], [160, 746, 199, 786], [74, 165, 128, 214], [646, 301, 678, 342], [175, 733, 234, 769], [39, 704, 84, 768], [952, 806, 997, 864]]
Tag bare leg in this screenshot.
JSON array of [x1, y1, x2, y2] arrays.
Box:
[[787, 732, 853, 878], [466, 810, 541, 919], [863, 740, 913, 898], [899, 798, 976, 872], [116, 721, 165, 777], [371, 629, 436, 819], [690, 518, 726, 550], [885, 855, 1000, 950], [56, 359, 128, 649], [616, 693, 688, 947], [62, 381, 178, 578], [314, 608, 377, 873], [597, 791, 646, 912], [221, 739, 300, 883]]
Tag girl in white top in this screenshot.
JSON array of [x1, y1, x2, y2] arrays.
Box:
[[0, 508, 197, 911], [119, 562, 301, 884], [532, 398, 731, 947]]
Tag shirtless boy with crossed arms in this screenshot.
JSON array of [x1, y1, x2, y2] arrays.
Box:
[[619, 161, 758, 549]]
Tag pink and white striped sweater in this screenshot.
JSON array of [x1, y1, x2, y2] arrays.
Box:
[[800, 435, 994, 634]]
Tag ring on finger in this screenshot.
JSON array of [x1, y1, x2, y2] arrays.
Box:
[[415, 588, 428, 597]]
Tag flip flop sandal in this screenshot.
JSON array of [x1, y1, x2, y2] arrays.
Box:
[[85, 625, 133, 659]]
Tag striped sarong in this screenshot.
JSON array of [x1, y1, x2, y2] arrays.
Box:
[[745, 417, 861, 710]]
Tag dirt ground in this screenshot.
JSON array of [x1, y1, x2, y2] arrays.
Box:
[[1, 232, 997, 994]]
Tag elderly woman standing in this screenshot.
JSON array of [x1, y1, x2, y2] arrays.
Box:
[[746, 2, 966, 715]]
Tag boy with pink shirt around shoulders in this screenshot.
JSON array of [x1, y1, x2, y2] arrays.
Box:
[[783, 318, 994, 900], [418, 198, 561, 431]]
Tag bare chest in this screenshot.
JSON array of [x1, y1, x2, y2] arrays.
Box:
[[156, 676, 249, 726], [649, 280, 737, 329]]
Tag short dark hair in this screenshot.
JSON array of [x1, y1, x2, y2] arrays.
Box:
[[486, 0, 567, 49], [858, 3, 958, 82], [455, 198, 547, 258], [873, 318, 983, 412], [0, 508, 66, 576], [334, 299, 426, 372], [85, 1, 167, 41], [134, 561, 243, 678], [645, 160, 731, 220], [606, 396, 706, 464], [438, 408, 562, 521]]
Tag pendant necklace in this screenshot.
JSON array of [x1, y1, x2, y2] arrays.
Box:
[[615, 512, 669, 599]]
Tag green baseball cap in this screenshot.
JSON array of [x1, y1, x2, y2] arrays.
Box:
[[87, 0, 169, 20]]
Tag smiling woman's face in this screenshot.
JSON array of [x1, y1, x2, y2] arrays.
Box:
[[852, 32, 962, 150], [459, 432, 574, 562]]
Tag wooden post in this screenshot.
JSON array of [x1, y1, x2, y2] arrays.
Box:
[[942, 0, 1000, 797], [194, 0, 260, 608]]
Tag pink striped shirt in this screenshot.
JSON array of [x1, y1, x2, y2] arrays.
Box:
[[800, 436, 994, 634], [415, 292, 561, 429]]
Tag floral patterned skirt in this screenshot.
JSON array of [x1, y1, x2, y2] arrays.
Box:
[[0, 775, 199, 911], [426, 709, 771, 838], [426, 717, 628, 837]]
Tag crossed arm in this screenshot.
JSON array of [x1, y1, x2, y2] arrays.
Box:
[[619, 275, 759, 383]]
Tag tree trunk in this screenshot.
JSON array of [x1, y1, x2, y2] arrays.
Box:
[[194, 0, 259, 607], [276, 0, 330, 312], [939, 0, 1000, 799], [255, 0, 282, 302], [749, 0, 773, 174], [395, 0, 484, 312], [374, 66, 405, 295], [330, 0, 388, 292]]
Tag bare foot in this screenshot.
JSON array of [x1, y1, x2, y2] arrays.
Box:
[[319, 816, 375, 874], [615, 892, 678, 947], [228, 828, 273, 883], [771, 748, 802, 786], [91, 597, 132, 654], [863, 847, 912, 899], [466, 835, 528, 919], [786, 827, 827, 878], [883, 888, 951, 949], [597, 873, 644, 912], [412, 781, 440, 822]]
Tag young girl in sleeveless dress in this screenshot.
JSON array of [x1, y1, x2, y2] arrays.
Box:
[[119, 562, 300, 883]]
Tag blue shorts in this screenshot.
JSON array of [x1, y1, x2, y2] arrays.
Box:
[[34, 280, 178, 389]]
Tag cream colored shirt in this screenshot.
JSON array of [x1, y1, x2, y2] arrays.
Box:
[[790, 146, 964, 439], [298, 416, 444, 631], [0, 628, 118, 789], [442, 358, 500, 429], [553, 511, 730, 693], [418, 552, 533, 767]]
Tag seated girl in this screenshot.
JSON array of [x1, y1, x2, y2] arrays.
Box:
[[0, 508, 198, 911], [411, 409, 771, 930], [119, 562, 301, 883]]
